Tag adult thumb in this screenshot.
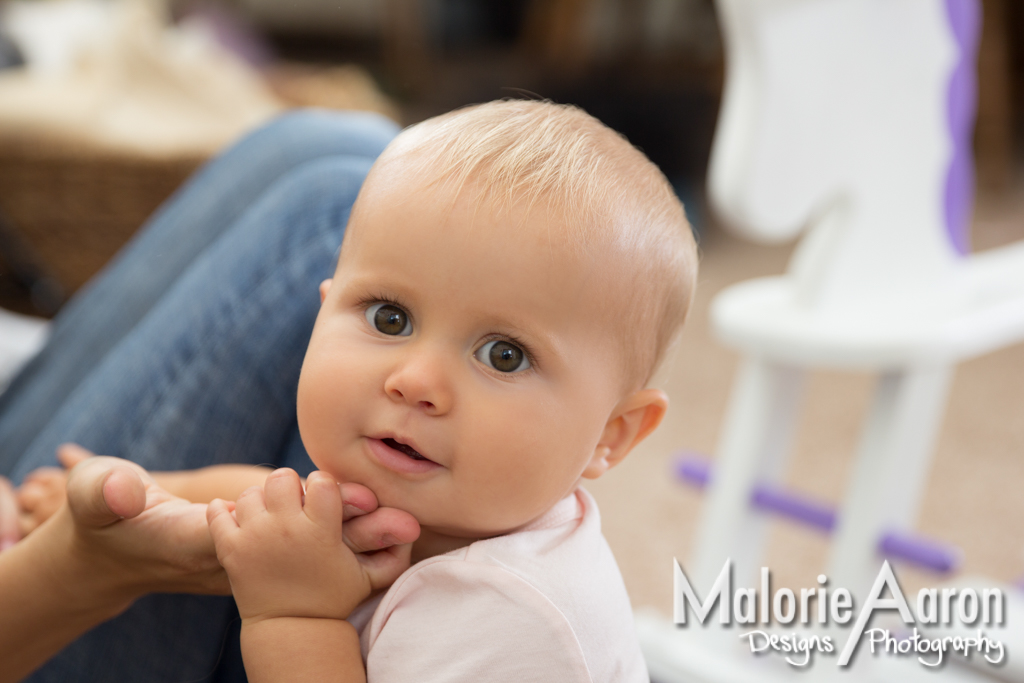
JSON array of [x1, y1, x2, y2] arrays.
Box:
[[65, 457, 147, 528], [358, 542, 414, 593]]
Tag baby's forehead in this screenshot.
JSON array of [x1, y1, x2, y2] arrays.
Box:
[[341, 102, 694, 390], [364, 149, 630, 242]]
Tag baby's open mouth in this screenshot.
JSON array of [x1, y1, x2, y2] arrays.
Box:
[[382, 438, 430, 462]]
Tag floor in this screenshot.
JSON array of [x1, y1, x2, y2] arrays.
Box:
[[587, 186, 1024, 616]]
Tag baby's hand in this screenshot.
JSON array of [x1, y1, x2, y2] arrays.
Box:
[[208, 469, 412, 624]]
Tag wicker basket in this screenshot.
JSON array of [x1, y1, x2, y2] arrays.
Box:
[[0, 64, 397, 311], [0, 132, 203, 299]]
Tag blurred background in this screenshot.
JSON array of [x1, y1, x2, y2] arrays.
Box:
[[0, 0, 725, 314], [0, 0, 1022, 621]]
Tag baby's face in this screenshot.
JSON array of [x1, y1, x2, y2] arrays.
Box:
[[297, 167, 633, 538]]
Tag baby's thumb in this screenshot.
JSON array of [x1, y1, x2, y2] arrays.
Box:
[[66, 458, 147, 528], [358, 543, 413, 593]]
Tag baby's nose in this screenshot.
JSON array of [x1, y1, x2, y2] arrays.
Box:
[[383, 356, 452, 415]]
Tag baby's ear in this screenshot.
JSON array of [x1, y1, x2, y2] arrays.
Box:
[[319, 279, 334, 303], [582, 389, 668, 479]]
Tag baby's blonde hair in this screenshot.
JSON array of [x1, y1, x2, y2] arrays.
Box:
[[373, 99, 698, 389]]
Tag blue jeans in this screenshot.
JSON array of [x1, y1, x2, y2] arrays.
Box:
[[0, 110, 399, 682]]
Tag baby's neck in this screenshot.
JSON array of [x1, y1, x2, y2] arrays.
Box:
[[410, 529, 477, 564]]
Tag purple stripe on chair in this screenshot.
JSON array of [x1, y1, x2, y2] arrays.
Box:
[[672, 452, 962, 574], [751, 486, 837, 532], [943, 0, 981, 255], [879, 532, 963, 574]]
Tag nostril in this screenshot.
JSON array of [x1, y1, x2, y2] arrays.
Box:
[[418, 400, 435, 411]]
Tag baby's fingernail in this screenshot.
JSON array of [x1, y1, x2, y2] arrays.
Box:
[[380, 534, 401, 548]]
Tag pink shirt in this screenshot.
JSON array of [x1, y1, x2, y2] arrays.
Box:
[[347, 488, 648, 682]]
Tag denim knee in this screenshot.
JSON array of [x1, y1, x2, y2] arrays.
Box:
[[242, 109, 401, 167]]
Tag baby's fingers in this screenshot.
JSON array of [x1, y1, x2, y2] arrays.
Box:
[[233, 486, 266, 524], [263, 468, 303, 516], [57, 443, 95, 470], [22, 466, 63, 485], [207, 498, 239, 542], [303, 471, 342, 533], [207, 498, 242, 568]]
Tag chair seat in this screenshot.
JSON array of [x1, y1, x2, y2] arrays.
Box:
[[712, 242, 1024, 369]]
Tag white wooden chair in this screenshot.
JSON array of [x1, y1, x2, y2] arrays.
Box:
[[639, 1, 1024, 680]]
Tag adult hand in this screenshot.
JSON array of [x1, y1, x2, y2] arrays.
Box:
[[61, 445, 228, 598], [0, 476, 18, 551], [58, 444, 420, 599]]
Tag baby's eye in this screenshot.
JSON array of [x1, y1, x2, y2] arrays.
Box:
[[365, 303, 412, 336], [475, 340, 530, 373]]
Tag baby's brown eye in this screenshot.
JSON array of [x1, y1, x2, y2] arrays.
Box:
[[475, 340, 530, 373], [366, 303, 412, 336]]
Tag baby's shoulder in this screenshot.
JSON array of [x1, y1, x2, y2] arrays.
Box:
[[361, 490, 648, 683]]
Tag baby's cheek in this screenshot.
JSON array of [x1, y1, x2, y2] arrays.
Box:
[[473, 451, 575, 528]]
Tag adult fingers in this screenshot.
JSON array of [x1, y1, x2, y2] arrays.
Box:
[[263, 468, 303, 516], [16, 473, 63, 506], [15, 477, 65, 536], [57, 443, 95, 470], [65, 457, 148, 528], [22, 466, 63, 484], [357, 542, 413, 592], [0, 476, 20, 550], [339, 482, 377, 521], [343, 506, 420, 555], [15, 479, 47, 510]]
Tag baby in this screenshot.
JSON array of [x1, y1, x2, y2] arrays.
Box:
[[21, 99, 698, 682]]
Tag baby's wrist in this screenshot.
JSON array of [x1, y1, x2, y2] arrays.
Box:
[[240, 613, 350, 630], [240, 616, 364, 681]]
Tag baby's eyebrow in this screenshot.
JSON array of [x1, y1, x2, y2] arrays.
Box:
[[339, 275, 416, 304]]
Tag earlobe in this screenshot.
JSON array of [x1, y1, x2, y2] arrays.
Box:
[[319, 279, 333, 304], [582, 389, 668, 479]]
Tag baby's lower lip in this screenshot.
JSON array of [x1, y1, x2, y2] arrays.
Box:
[[367, 438, 443, 475]]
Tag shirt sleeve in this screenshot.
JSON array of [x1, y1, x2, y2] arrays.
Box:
[[364, 560, 593, 683]]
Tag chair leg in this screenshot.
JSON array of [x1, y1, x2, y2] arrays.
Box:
[[690, 356, 806, 592], [827, 365, 953, 596]]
